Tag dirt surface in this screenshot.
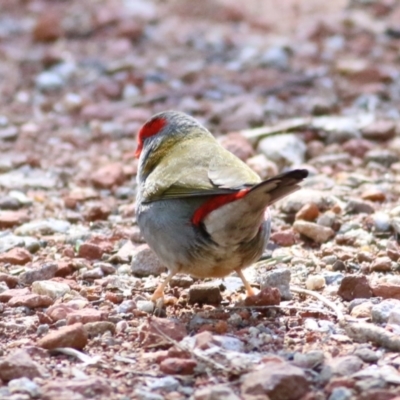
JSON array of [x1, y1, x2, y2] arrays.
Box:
[[2, 0, 400, 399]]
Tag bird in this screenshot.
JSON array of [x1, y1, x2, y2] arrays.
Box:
[[135, 111, 308, 302]]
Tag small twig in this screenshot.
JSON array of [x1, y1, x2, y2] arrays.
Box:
[[151, 320, 231, 373], [240, 117, 310, 141], [291, 286, 344, 321], [224, 304, 336, 316]]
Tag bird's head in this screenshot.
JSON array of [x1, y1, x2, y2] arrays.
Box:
[[135, 110, 206, 159]]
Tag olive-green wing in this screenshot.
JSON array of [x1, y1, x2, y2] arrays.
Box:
[[141, 135, 260, 202]]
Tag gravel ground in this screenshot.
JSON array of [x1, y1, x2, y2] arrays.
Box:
[[2, 0, 400, 399]]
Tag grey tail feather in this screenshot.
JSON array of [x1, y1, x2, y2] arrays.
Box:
[[250, 168, 309, 206]]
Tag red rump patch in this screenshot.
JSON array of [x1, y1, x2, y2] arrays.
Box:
[[192, 189, 251, 226], [135, 117, 167, 158]]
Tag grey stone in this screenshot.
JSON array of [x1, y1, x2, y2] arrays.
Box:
[[371, 212, 391, 231], [371, 299, 400, 324], [330, 356, 363, 376], [260, 46, 290, 69], [345, 199, 374, 214], [0, 169, 58, 190], [136, 300, 154, 314], [8, 377, 41, 398], [365, 149, 399, 167], [259, 268, 291, 300], [328, 387, 353, 400], [147, 376, 179, 392], [279, 189, 340, 214], [131, 245, 166, 277], [194, 385, 240, 400], [35, 71, 65, 91], [258, 133, 306, 168], [133, 390, 164, 400], [354, 347, 379, 363], [15, 219, 70, 236], [292, 350, 325, 369], [19, 263, 58, 285]]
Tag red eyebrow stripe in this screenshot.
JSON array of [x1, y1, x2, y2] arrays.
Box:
[[135, 117, 167, 158], [191, 189, 250, 226]]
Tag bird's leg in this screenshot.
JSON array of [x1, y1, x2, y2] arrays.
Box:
[[235, 268, 256, 297], [151, 270, 176, 303]]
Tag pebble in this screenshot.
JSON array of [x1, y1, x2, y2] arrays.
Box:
[[0, 233, 27, 253], [370, 256, 392, 272], [332, 260, 346, 272], [353, 348, 379, 363], [37, 323, 88, 350], [246, 154, 278, 179], [78, 243, 105, 261], [81, 267, 104, 280], [280, 189, 340, 214], [338, 275, 372, 301], [362, 188, 386, 202], [188, 282, 222, 305], [258, 133, 306, 168], [260, 46, 290, 69], [365, 149, 399, 167], [350, 302, 372, 318], [372, 283, 400, 300], [133, 390, 163, 400], [15, 219, 70, 235], [295, 203, 319, 221], [35, 71, 65, 91], [293, 350, 325, 369], [270, 230, 297, 246], [42, 377, 110, 399], [66, 308, 107, 325], [32, 280, 71, 299], [362, 120, 396, 141], [136, 300, 155, 314], [90, 163, 125, 189], [0, 247, 32, 265], [371, 299, 400, 324], [329, 356, 363, 376], [8, 294, 53, 308], [83, 202, 111, 221], [147, 376, 179, 392], [306, 275, 325, 291], [84, 321, 115, 337], [244, 286, 281, 307], [258, 267, 292, 300], [293, 220, 334, 243], [0, 350, 43, 382], [19, 263, 58, 285], [371, 212, 391, 231], [345, 199, 375, 214], [131, 245, 166, 277], [0, 288, 31, 302], [388, 309, 400, 326], [0, 210, 28, 228], [219, 133, 255, 161], [159, 358, 197, 375], [0, 196, 21, 210], [328, 387, 353, 400], [138, 317, 187, 347], [241, 360, 309, 400], [194, 385, 240, 400], [8, 377, 41, 398]]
